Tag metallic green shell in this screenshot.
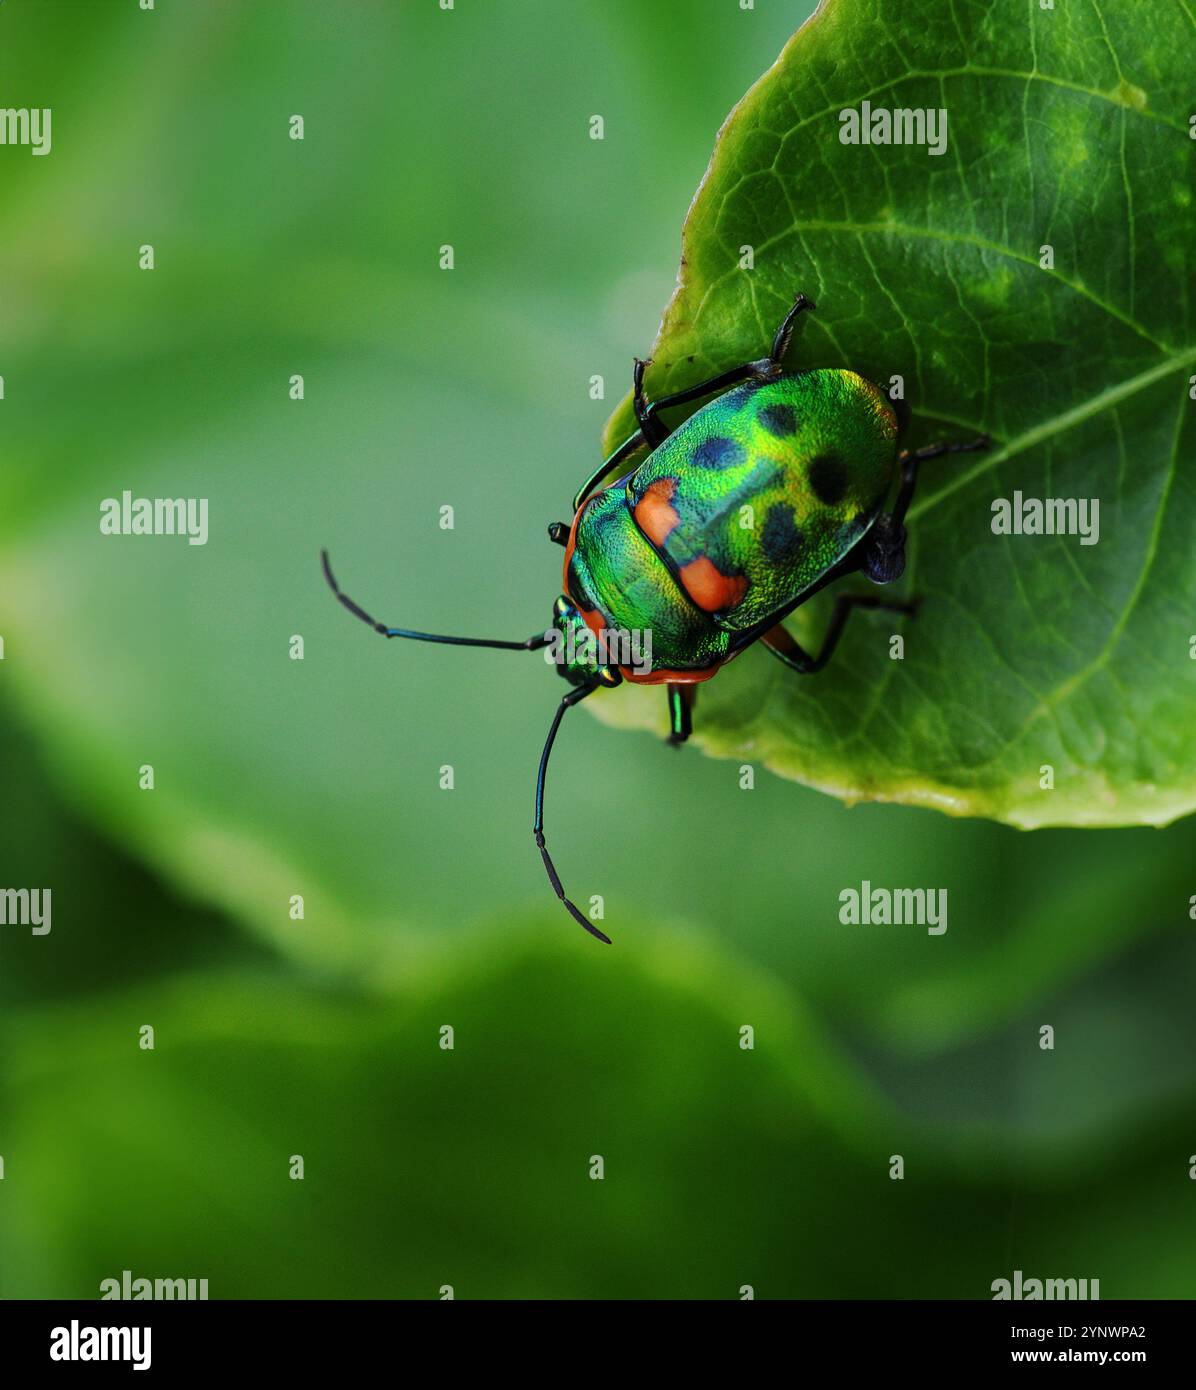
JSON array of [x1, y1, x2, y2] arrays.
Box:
[[626, 369, 898, 631], [566, 484, 731, 673]]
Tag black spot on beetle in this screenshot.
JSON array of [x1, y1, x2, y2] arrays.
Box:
[[808, 453, 848, 506], [758, 403, 798, 437], [690, 435, 744, 469], [760, 503, 804, 564]]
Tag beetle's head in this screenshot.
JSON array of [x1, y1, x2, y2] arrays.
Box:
[[548, 596, 622, 688]]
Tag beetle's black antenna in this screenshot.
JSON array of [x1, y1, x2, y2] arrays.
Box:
[[534, 685, 612, 944], [322, 550, 550, 651]]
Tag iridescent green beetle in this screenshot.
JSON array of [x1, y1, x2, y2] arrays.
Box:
[[323, 293, 987, 944]]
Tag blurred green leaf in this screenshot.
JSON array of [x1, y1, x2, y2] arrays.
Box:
[[602, 0, 1196, 830], [3, 937, 1194, 1299], [0, 708, 270, 1007]]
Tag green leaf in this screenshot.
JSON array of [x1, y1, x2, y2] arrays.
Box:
[[4, 939, 1195, 1298], [600, 0, 1196, 829], [0, 708, 269, 1009]]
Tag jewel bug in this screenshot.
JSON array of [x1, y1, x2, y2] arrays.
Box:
[[323, 292, 988, 944]]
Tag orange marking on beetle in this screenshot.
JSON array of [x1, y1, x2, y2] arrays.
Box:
[[618, 661, 724, 686], [581, 604, 608, 643], [562, 500, 618, 635], [619, 644, 747, 685], [561, 502, 586, 590], [633, 477, 680, 548], [678, 556, 748, 614]]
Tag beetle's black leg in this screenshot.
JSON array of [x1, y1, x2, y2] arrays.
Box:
[[641, 306, 813, 422], [573, 293, 817, 512], [760, 594, 916, 675], [638, 292, 817, 436], [572, 372, 756, 507], [638, 362, 761, 432], [858, 432, 990, 583], [634, 358, 670, 449], [892, 433, 990, 526], [574, 364, 764, 511], [534, 684, 612, 944], [547, 522, 569, 547], [768, 292, 817, 365], [666, 683, 695, 747], [572, 428, 648, 512]]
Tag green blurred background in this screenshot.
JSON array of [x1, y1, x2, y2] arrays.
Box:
[[1, 0, 1193, 1299]]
